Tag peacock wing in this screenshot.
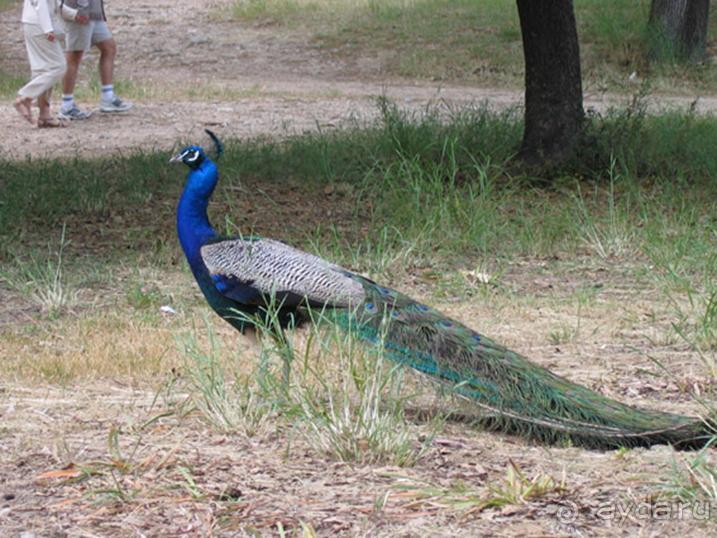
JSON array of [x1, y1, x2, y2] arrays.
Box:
[[200, 238, 367, 308]]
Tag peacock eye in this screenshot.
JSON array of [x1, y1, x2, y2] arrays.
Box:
[[185, 150, 200, 162]]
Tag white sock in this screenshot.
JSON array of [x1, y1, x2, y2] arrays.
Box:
[[101, 84, 116, 102], [61, 94, 74, 111]]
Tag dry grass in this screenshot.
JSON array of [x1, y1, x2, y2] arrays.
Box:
[[76, 77, 348, 105], [2, 253, 717, 535], [2, 382, 716, 536], [2, 258, 710, 402]]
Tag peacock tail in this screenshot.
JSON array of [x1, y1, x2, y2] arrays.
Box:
[[328, 274, 711, 449], [172, 133, 714, 450]]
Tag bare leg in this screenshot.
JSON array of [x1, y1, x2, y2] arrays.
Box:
[[63, 50, 84, 95], [36, 90, 66, 126], [96, 38, 117, 85], [37, 90, 51, 121], [14, 96, 34, 124]]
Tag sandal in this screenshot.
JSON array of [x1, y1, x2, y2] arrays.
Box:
[[14, 97, 33, 124], [37, 117, 68, 128]]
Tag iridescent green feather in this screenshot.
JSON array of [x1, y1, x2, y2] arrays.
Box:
[[326, 275, 712, 449]]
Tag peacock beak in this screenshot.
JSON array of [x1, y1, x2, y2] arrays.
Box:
[[169, 152, 184, 163]]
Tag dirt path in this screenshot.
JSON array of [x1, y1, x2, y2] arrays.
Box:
[[2, 0, 716, 160]]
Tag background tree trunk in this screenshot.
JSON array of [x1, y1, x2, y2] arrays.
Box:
[[516, 0, 585, 168], [649, 0, 710, 62]]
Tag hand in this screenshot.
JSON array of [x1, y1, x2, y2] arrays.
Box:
[[46, 31, 56, 42], [75, 14, 90, 24]]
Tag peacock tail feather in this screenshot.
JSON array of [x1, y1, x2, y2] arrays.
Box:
[[325, 274, 712, 449]]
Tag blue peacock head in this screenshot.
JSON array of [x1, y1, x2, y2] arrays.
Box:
[[170, 145, 207, 169], [170, 130, 224, 170]]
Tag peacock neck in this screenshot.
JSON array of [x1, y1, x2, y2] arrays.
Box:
[[176, 161, 219, 270]]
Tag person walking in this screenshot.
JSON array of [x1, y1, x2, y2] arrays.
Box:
[[15, 0, 85, 127], [59, 0, 132, 120]]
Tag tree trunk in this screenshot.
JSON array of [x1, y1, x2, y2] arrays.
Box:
[[649, 0, 710, 62], [516, 0, 585, 168]]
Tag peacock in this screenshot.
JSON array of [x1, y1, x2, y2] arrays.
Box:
[[172, 131, 713, 450]]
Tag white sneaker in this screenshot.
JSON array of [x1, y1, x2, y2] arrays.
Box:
[[58, 105, 92, 120], [100, 96, 133, 113]]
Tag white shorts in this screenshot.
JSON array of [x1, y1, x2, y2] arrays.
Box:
[[64, 20, 112, 52]]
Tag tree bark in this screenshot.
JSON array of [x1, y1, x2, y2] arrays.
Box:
[[516, 0, 585, 168], [649, 0, 710, 62]]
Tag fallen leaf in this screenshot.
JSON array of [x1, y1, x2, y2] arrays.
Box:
[[37, 464, 82, 480]]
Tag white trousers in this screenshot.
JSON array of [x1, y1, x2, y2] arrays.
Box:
[[17, 24, 66, 101]]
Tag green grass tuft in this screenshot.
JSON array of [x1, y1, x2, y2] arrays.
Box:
[[3, 99, 717, 273], [0, 68, 27, 99], [0, 224, 80, 317], [176, 306, 435, 466], [179, 319, 278, 436], [664, 444, 717, 509], [391, 460, 566, 516]]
